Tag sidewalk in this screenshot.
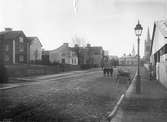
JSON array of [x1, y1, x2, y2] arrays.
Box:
[[111, 67, 167, 122]]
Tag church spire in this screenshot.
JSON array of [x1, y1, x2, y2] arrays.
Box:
[[147, 27, 151, 42], [132, 44, 135, 56]]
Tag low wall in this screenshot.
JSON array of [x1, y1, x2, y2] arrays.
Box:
[[5, 64, 80, 77], [157, 62, 167, 88]]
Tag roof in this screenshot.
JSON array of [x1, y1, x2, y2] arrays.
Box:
[[150, 19, 167, 55], [27, 36, 42, 46], [0, 30, 26, 40], [158, 19, 167, 38]]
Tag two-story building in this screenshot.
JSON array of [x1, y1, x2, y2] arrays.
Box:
[[75, 44, 103, 67], [49, 43, 78, 65], [0, 28, 30, 64], [27, 37, 42, 63]]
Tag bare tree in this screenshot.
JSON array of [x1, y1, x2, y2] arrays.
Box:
[[71, 35, 87, 65], [71, 35, 86, 47]]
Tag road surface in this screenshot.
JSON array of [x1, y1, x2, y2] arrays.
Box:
[[0, 68, 132, 122]]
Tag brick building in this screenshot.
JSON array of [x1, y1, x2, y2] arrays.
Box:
[[0, 28, 30, 64], [74, 44, 103, 67]]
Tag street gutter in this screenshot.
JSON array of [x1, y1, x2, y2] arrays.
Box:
[[107, 72, 137, 122]]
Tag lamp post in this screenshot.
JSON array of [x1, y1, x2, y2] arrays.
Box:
[[134, 20, 143, 94]]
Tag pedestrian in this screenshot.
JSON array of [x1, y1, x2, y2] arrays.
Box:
[[103, 67, 107, 76], [109, 67, 113, 77], [113, 67, 118, 82], [106, 68, 109, 77]]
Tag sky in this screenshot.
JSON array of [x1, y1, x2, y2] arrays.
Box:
[[0, 0, 167, 57]]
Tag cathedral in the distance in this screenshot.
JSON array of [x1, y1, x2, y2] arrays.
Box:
[[119, 45, 138, 66], [144, 28, 152, 63]]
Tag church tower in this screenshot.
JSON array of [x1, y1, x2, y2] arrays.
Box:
[[144, 27, 151, 62]]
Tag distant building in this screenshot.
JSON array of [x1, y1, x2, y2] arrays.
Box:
[[42, 50, 50, 65], [0, 28, 30, 64], [49, 43, 78, 65], [89, 45, 103, 66], [27, 37, 42, 62], [119, 46, 138, 66], [144, 28, 152, 63], [109, 55, 118, 60], [76, 44, 103, 67], [150, 19, 167, 86], [103, 50, 109, 56]]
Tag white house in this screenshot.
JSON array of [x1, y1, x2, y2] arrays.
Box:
[[150, 19, 167, 87], [49, 43, 78, 65], [27, 37, 42, 62]]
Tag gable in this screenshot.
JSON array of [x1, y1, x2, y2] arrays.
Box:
[[151, 21, 167, 55], [0, 31, 26, 40]]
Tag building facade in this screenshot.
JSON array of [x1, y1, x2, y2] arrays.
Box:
[[49, 43, 78, 65], [27, 37, 42, 62], [150, 20, 167, 87], [76, 44, 103, 67], [42, 50, 50, 65], [119, 46, 138, 66], [0, 28, 30, 64]]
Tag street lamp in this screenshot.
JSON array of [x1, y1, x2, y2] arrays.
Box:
[[134, 20, 143, 94]]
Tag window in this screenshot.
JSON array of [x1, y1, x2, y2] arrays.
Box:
[[61, 53, 65, 57], [74, 58, 76, 64], [94, 52, 99, 55], [4, 55, 9, 62], [19, 37, 24, 52], [5, 45, 9, 51], [19, 37, 24, 43], [19, 45, 24, 52], [19, 55, 24, 62], [62, 58, 65, 64]]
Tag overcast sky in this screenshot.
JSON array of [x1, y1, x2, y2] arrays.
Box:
[[0, 0, 167, 57]]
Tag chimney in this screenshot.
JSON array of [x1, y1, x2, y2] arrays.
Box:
[[63, 43, 69, 47], [87, 44, 91, 47], [5, 28, 12, 31]]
